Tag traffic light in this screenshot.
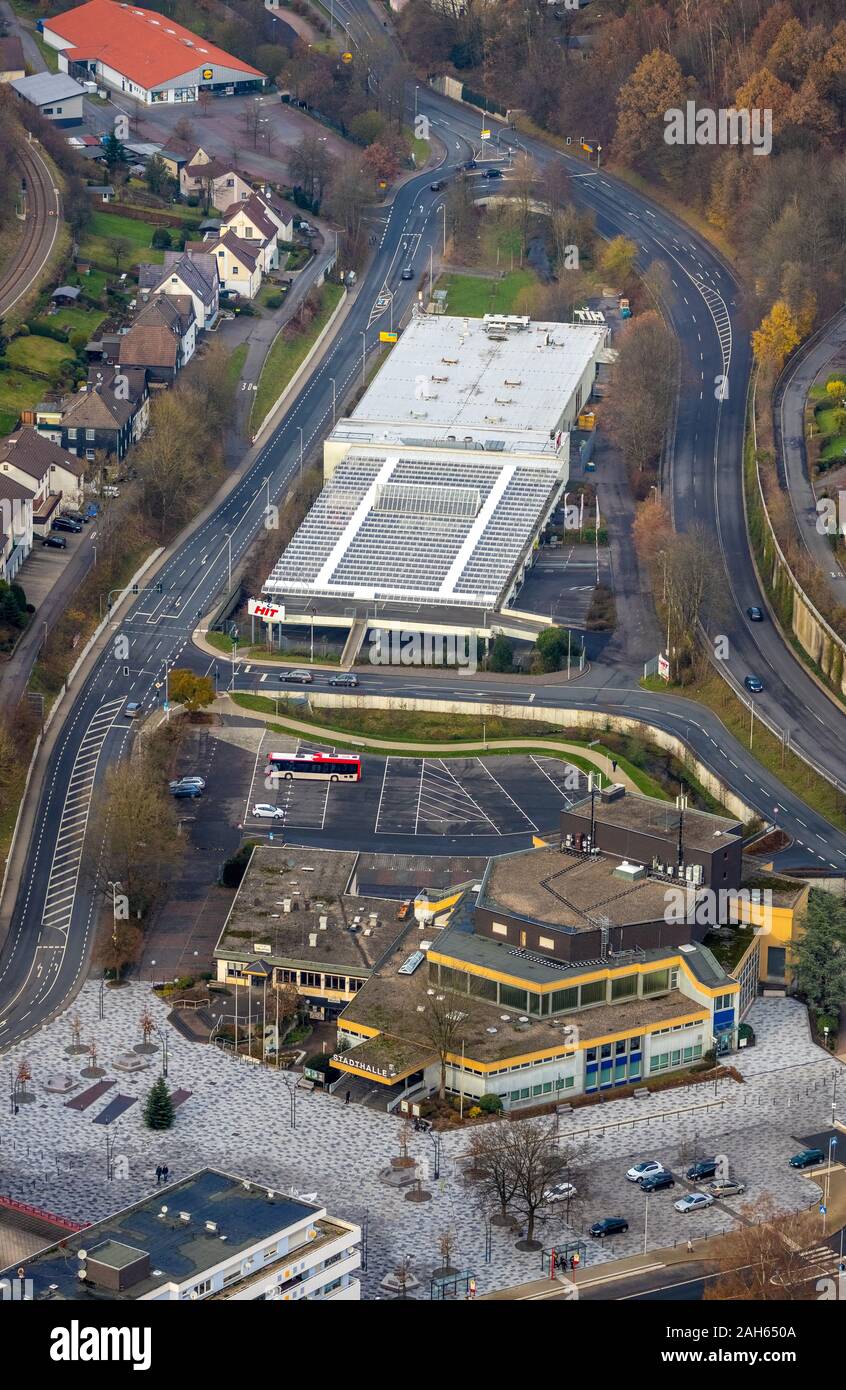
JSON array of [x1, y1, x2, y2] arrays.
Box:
[[122, 665, 129, 676], [156, 582, 163, 593], [132, 583, 139, 594]]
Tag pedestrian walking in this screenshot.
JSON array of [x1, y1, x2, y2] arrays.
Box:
[[345, 1090, 350, 1106], [686, 1238, 694, 1254], [162, 1164, 169, 1182], [155, 1166, 162, 1184]]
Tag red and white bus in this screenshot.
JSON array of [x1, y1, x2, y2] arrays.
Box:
[[264, 752, 362, 782]]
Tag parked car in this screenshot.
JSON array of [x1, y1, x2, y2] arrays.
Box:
[[329, 673, 359, 687], [430, 179, 446, 191], [279, 668, 313, 684], [401, 267, 414, 280], [171, 783, 202, 799], [705, 1179, 746, 1198], [484, 167, 504, 179], [626, 1160, 665, 1184], [252, 804, 285, 820], [42, 534, 67, 549], [52, 517, 81, 533], [686, 1158, 720, 1182], [84, 503, 99, 521], [640, 1171, 676, 1193], [102, 485, 121, 498], [674, 1192, 714, 1214], [169, 776, 206, 791], [747, 606, 764, 622], [744, 675, 764, 693], [789, 1148, 825, 1169], [61, 509, 85, 525], [589, 1217, 629, 1238], [543, 1181, 577, 1204]]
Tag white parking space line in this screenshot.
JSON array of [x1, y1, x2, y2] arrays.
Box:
[[421, 761, 500, 833], [529, 755, 578, 804], [475, 760, 539, 832], [374, 757, 391, 834], [413, 760, 426, 835]]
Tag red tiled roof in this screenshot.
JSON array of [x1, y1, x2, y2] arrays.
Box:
[[44, 0, 264, 90]]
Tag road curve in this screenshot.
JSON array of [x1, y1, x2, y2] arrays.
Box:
[[0, 140, 60, 318]]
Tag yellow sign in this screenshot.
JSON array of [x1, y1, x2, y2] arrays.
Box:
[[202, 68, 213, 80], [480, 129, 491, 140], [379, 331, 397, 343], [342, 51, 353, 63]]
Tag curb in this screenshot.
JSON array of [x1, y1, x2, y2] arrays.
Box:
[[252, 281, 349, 445]]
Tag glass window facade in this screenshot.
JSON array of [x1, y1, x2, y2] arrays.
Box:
[[642, 968, 671, 995], [611, 973, 637, 1001]]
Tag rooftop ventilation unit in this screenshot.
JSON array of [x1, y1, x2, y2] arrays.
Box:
[[613, 861, 647, 882], [308, 932, 318, 947], [318, 915, 328, 930]]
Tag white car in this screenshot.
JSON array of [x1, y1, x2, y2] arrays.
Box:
[[543, 1181, 577, 1204], [252, 804, 285, 820], [626, 1161, 665, 1184], [674, 1192, 714, 1215]]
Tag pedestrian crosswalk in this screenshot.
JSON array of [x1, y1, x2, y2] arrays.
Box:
[[40, 698, 124, 948]]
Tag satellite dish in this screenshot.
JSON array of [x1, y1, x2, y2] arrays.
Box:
[[160, 1206, 168, 1216], [77, 1250, 87, 1262], [77, 1268, 87, 1280]]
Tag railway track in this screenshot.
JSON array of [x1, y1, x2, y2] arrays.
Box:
[[0, 139, 60, 318]]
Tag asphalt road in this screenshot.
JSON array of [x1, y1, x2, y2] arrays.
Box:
[[6, 64, 846, 1048]]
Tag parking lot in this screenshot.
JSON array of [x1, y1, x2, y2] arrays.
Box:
[[238, 728, 586, 844]]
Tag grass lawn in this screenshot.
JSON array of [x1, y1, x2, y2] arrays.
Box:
[[0, 366, 46, 421], [79, 209, 165, 270], [225, 343, 248, 394], [640, 671, 846, 833], [251, 281, 343, 432], [820, 436, 846, 463], [72, 268, 110, 299], [436, 270, 536, 318], [6, 335, 77, 374], [815, 406, 839, 434], [35, 305, 108, 338], [256, 282, 288, 309]]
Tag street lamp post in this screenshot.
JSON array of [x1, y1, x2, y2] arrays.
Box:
[[298, 426, 304, 477], [361, 331, 366, 386], [154, 1025, 169, 1079], [330, 378, 336, 425], [106, 880, 122, 948]]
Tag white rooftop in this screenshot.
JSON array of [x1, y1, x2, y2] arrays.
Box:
[[350, 313, 606, 450]]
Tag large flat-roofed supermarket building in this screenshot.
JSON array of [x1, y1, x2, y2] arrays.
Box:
[[261, 313, 607, 638]]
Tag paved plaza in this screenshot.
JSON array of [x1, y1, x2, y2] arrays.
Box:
[[0, 989, 842, 1296]]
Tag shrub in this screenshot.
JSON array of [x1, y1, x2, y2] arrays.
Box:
[[69, 329, 88, 352], [16, 323, 30, 336], [220, 840, 257, 888], [264, 291, 283, 309], [25, 320, 70, 343], [468, 1105, 482, 1118], [478, 1094, 503, 1114], [151, 227, 172, 249]]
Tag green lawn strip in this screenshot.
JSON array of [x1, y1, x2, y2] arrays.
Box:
[[228, 691, 669, 794], [225, 342, 248, 393], [436, 270, 535, 318], [87, 209, 160, 250], [639, 673, 846, 833], [0, 366, 45, 419], [250, 281, 343, 432], [5, 336, 76, 374], [815, 406, 839, 435], [820, 435, 846, 462]]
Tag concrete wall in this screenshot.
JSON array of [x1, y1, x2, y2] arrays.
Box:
[[303, 691, 758, 822]]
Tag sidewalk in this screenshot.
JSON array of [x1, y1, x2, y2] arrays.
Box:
[[211, 692, 639, 790]]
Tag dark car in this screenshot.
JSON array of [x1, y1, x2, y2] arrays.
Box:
[[171, 783, 202, 799], [640, 1171, 676, 1193], [589, 1217, 629, 1238], [462, 159, 477, 170], [401, 267, 414, 280], [279, 668, 313, 684], [744, 675, 764, 693], [747, 606, 764, 622], [329, 673, 359, 687], [430, 179, 446, 192], [42, 534, 67, 549], [484, 167, 504, 179], [686, 1158, 719, 1182], [62, 509, 85, 525], [789, 1148, 825, 1169], [52, 516, 81, 533]]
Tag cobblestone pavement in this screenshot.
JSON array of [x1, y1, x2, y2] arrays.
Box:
[[0, 989, 841, 1297]]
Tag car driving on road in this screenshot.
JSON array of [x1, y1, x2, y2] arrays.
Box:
[[279, 669, 313, 684], [430, 179, 446, 191], [252, 804, 285, 820], [744, 675, 764, 693], [401, 267, 414, 280], [747, 606, 764, 621], [674, 1192, 714, 1214], [483, 167, 504, 179], [329, 673, 359, 687]]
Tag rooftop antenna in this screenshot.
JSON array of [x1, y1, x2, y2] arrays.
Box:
[[676, 782, 687, 869]]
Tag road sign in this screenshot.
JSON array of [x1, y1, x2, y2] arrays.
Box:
[[480, 129, 491, 140], [379, 330, 397, 343], [658, 652, 670, 681]]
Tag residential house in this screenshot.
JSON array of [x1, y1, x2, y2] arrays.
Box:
[[138, 250, 219, 329], [0, 427, 85, 537], [37, 368, 149, 462], [158, 137, 196, 182], [11, 72, 85, 125], [0, 475, 34, 582], [118, 294, 196, 385], [189, 230, 261, 299], [222, 194, 280, 272], [252, 187, 294, 244], [0, 36, 26, 84], [211, 169, 254, 213]]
